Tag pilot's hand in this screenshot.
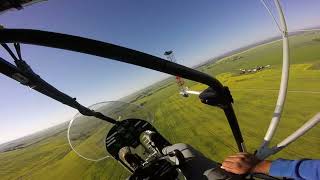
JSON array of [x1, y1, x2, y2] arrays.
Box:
[[221, 152, 271, 175]]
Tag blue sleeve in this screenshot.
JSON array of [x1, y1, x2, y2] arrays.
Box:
[[269, 159, 320, 180]]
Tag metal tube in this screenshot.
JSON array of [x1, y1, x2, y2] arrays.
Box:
[[257, 113, 320, 159], [185, 90, 201, 95], [0, 57, 118, 124], [277, 113, 320, 147], [0, 29, 224, 94], [223, 104, 246, 152], [263, 0, 290, 142]]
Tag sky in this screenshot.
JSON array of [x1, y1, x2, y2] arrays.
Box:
[[0, 0, 319, 144]]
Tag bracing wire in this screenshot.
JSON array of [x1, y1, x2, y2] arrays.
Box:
[[14, 43, 22, 60], [1, 43, 19, 61], [260, 0, 283, 33]]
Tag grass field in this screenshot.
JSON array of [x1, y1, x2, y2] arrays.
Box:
[[0, 31, 319, 179]]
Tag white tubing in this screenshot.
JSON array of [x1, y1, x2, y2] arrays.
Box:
[[185, 90, 201, 95], [263, 0, 290, 142], [277, 113, 320, 147]]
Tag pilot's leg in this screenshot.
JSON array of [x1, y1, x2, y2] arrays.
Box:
[[162, 143, 236, 180]]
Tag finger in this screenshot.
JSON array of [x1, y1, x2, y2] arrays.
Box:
[[228, 154, 247, 159], [225, 156, 252, 163], [221, 160, 235, 169], [224, 156, 246, 163], [223, 158, 239, 165], [222, 165, 245, 175], [221, 166, 241, 174]]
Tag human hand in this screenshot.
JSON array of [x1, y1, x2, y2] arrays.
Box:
[[221, 152, 271, 175]]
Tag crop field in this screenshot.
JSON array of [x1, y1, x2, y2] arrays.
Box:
[[0, 31, 319, 179]]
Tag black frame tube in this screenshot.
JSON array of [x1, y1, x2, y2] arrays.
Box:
[[0, 57, 117, 124], [0, 29, 245, 152], [0, 29, 224, 91], [224, 104, 245, 152]]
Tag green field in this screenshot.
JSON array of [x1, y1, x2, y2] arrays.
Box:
[[0, 31, 319, 179]]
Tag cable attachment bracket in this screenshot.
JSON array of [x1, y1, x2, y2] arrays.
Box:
[[199, 86, 234, 109]]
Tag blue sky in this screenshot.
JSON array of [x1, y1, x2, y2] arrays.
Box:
[[0, 0, 319, 144]]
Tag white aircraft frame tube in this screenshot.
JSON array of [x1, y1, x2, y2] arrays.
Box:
[[277, 113, 320, 147], [263, 0, 290, 143], [185, 90, 201, 95]]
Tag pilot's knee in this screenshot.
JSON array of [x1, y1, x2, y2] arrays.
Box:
[[162, 143, 200, 159]]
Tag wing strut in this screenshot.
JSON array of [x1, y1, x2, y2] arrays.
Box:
[[0, 43, 117, 124]]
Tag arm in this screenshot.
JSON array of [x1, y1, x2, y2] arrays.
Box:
[[222, 153, 320, 180], [270, 159, 320, 180]]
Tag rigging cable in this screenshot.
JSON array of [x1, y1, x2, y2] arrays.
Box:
[[1, 43, 19, 61], [260, 0, 282, 33], [14, 43, 22, 60]]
